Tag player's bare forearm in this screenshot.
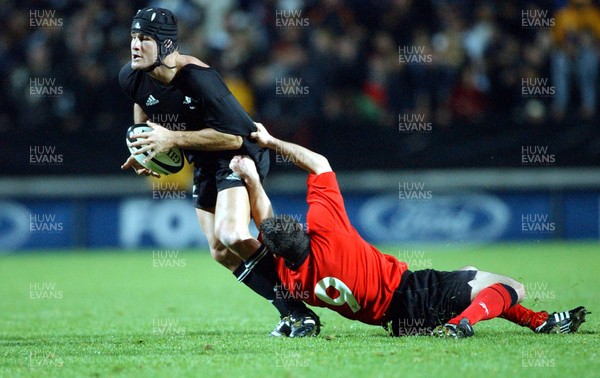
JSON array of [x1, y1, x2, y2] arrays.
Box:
[[130, 120, 243, 153], [229, 156, 273, 225], [133, 103, 241, 151], [246, 179, 274, 226], [172, 129, 243, 151], [252, 123, 331, 175]]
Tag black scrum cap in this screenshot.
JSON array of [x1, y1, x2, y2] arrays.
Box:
[[131, 7, 178, 67]]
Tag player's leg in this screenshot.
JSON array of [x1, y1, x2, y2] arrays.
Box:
[[214, 186, 320, 337], [514, 305, 589, 334], [196, 208, 243, 271], [196, 199, 296, 336], [441, 269, 521, 336], [213, 148, 271, 260], [473, 264, 590, 333], [434, 268, 521, 338], [194, 169, 311, 336], [214, 186, 260, 259], [441, 268, 587, 336], [469, 268, 588, 334], [465, 269, 525, 301], [193, 169, 244, 271]]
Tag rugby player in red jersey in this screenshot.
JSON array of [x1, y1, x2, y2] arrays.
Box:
[[228, 123, 588, 337]]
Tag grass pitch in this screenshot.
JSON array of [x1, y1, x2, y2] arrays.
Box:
[[1, 242, 598, 377]]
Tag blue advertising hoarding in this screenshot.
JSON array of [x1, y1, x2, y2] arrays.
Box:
[[0, 191, 598, 252]]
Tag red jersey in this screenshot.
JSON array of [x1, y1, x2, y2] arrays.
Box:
[[275, 172, 408, 325]]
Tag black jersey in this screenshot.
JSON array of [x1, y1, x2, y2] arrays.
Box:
[[118, 62, 261, 168]]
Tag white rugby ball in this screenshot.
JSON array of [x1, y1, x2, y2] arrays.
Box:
[[126, 124, 184, 175]]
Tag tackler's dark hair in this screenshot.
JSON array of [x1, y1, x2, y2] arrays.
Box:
[[260, 216, 310, 270]]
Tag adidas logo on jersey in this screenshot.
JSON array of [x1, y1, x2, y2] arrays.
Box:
[[146, 95, 159, 106], [225, 173, 241, 181]]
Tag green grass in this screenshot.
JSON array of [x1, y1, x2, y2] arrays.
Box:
[[1, 242, 598, 377]]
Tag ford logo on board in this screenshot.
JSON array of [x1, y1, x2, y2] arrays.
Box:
[[357, 193, 510, 243]]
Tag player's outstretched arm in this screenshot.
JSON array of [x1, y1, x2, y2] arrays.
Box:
[[229, 155, 274, 226], [251, 123, 332, 175]]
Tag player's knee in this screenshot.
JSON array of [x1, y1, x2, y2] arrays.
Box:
[[214, 221, 245, 249]]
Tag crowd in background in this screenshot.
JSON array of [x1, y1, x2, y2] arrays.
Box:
[[2, 0, 600, 175]]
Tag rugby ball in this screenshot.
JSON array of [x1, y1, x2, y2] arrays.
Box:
[[126, 124, 184, 175]]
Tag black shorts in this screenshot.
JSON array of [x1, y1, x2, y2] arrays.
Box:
[[385, 269, 476, 336], [192, 147, 270, 210]]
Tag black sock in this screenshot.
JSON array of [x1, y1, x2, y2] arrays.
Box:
[[233, 245, 308, 317], [500, 283, 519, 307]]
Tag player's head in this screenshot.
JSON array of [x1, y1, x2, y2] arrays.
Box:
[[130, 7, 178, 71], [260, 217, 310, 269]]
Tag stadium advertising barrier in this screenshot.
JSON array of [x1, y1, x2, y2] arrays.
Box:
[[1, 190, 598, 251]]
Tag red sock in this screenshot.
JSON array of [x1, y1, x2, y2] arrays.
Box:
[[448, 283, 514, 326], [500, 304, 548, 330]]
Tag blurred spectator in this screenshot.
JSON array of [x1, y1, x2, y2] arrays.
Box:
[[2, 0, 600, 175], [450, 64, 488, 124], [463, 2, 497, 66], [551, 0, 600, 120]]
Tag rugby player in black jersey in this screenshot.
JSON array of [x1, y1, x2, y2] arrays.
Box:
[[119, 7, 319, 337]]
